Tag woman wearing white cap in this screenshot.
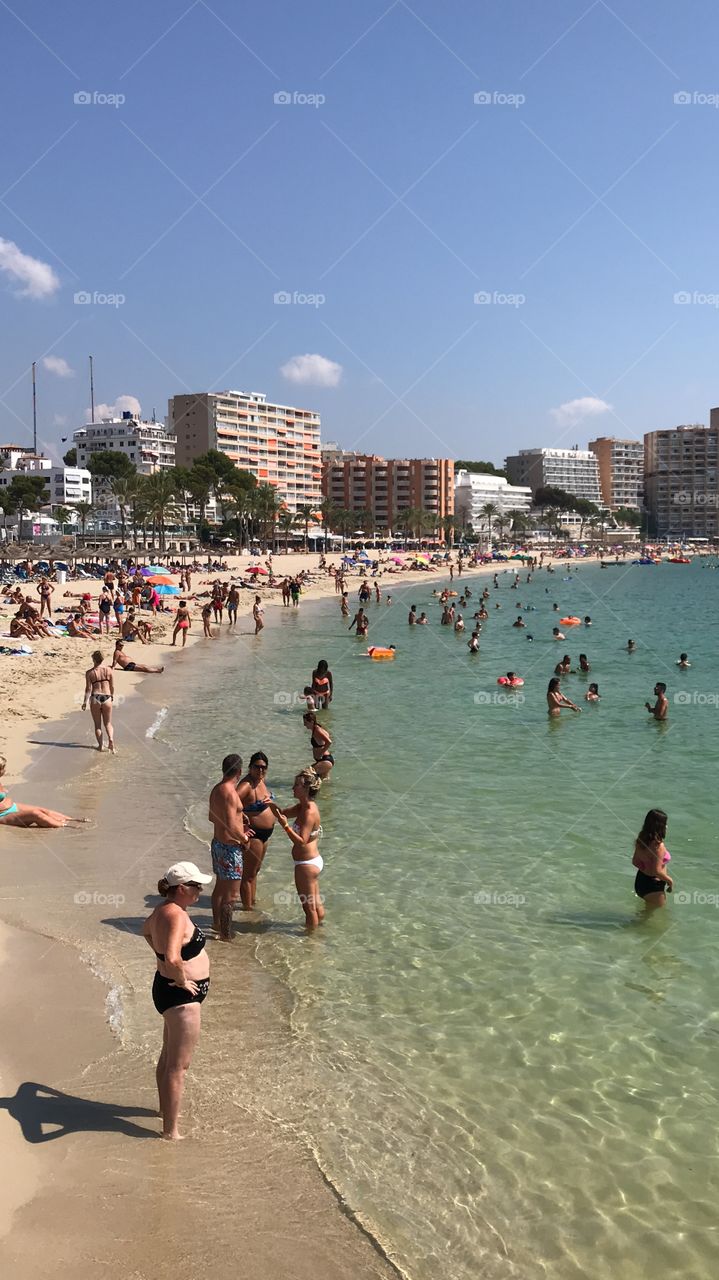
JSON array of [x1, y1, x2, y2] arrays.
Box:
[[143, 860, 212, 1140]]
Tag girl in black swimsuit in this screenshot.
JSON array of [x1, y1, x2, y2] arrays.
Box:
[[143, 861, 213, 1140], [303, 711, 334, 779]]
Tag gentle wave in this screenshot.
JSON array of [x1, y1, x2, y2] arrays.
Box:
[[145, 706, 168, 739]]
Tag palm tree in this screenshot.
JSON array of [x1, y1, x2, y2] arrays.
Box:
[[440, 513, 455, 547], [144, 472, 181, 552], [251, 484, 282, 550], [480, 502, 498, 548], [277, 509, 296, 552], [495, 514, 510, 546], [53, 505, 72, 533], [74, 501, 94, 540], [110, 477, 134, 545], [294, 502, 319, 552]]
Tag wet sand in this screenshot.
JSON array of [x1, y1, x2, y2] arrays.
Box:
[[0, 611, 405, 1279]]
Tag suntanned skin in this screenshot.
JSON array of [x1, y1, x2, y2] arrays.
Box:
[[646, 684, 668, 720], [112, 641, 164, 674], [208, 769, 250, 939]]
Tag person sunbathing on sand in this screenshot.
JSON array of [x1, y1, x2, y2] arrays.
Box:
[[112, 639, 164, 673], [0, 755, 88, 827]]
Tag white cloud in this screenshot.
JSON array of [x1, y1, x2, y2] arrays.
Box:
[[0, 237, 60, 299], [43, 355, 74, 378], [53, 413, 68, 427], [280, 353, 342, 388], [88, 394, 141, 422], [550, 396, 612, 428]]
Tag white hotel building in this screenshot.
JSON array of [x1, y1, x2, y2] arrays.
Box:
[[72, 413, 176, 475], [0, 445, 92, 512], [504, 447, 602, 504], [454, 470, 532, 532]]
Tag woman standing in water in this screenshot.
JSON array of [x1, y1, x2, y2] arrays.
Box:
[[271, 768, 325, 930], [303, 710, 334, 779], [546, 677, 581, 717], [81, 650, 115, 752], [143, 861, 213, 1139], [632, 809, 673, 908], [237, 752, 276, 909]]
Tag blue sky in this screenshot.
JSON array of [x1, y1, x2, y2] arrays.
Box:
[[1, 0, 719, 464]]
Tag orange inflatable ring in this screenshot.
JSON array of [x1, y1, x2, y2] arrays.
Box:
[[560, 616, 581, 625], [368, 646, 395, 660], [497, 676, 524, 687]]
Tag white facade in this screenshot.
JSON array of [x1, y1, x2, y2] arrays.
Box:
[[0, 451, 92, 509], [454, 470, 532, 531], [505, 448, 602, 503], [73, 414, 176, 475]]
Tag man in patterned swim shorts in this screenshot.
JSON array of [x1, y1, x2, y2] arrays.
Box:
[[208, 753, 250, 940]]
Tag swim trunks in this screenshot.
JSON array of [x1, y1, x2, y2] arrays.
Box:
[[211, 837, 243, 881]]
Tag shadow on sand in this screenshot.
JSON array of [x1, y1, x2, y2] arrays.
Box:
[[0, 1082, 157, 1142]]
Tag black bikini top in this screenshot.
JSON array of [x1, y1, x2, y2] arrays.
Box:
[[155, 924, 206, 963]]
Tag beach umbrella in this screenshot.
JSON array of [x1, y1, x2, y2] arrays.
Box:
[[148, 574, 175, 585], [391, 556, 405, 564], [153, 583, 180, 596], [247, 565, 268, 575], [414, 553, 430, 563]]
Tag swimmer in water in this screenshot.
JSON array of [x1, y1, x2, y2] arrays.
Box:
[[645, 682, 668, 720], [512, 616, 525, 628], [585, 683, 600, 702], [408, 605, 417, 625], [584, 616, 592, 626], [417, 612, 428, 625], [340, 592, 349, 617], [676, 652, 691, 668], [554, 655, 573, 676], [349, 608, 369, 637], [454, 616, 465, 633], [578, 654, 590, 672], [468, 631, 479, 653], [552, 627, 565, 641], [547, 677, 581, 716], [627, 639, 636, 652]]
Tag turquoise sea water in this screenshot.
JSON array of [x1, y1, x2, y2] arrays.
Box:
[[170, 562, 719, 1279]]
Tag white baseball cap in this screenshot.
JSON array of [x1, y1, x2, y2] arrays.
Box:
[[165, 860, 213, 886]]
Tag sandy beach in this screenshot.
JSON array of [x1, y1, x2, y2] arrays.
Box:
[[0, 546, 620, 1276]]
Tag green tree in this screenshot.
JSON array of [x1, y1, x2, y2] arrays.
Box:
[[9, 475, 49, 539], [294, 502, 319, 552], [74, 501, 95, 539], [277, 509, 296, 552], [250, 484, 282, 550], [62, 447, 77, 466], [480, 502, 499, 546], [144, 472, 181, 552], [614, 506, 643, 527], [455, 460, 506, 476], [53, 505, 72, 532], [0, 487, 18, 539], [87, 450, 136, 482], [109, 476, 135, 544]]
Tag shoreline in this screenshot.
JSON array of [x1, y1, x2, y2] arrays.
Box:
[[0, 548, 613, 1275]]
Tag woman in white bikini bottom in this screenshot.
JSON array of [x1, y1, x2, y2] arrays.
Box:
[[271, 768, 325, 929]]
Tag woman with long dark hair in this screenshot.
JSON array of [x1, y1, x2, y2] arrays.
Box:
[[632, 809, 673, 908]]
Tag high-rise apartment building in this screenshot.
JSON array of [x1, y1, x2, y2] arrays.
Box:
[[169, 390, 321, 513], [321, 451, 454, 535], [505, 448, 601, 503], [588, 437, 644, 509], [73, 413, 176, 475], [644, 423, 719, 538]]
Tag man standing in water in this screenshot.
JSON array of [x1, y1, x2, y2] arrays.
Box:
[[646, 682, 668, 720], [208, 754, 250, 940]]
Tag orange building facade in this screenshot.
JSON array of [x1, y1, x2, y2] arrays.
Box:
[[322, 450, 454, 536], [169, 390, 322, 513]]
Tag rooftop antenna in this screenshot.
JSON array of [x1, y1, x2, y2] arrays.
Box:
[[89, 354, 95, 421], [32, 361, 37, 454]]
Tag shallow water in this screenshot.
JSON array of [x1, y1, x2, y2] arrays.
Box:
[[73, 563, 719, 1278]]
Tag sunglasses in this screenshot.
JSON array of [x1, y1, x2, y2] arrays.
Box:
[[254, 763, 268, 770], [185, 881, 202, 890]]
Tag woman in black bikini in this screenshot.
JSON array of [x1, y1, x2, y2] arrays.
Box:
[[303, 711, 334, 779], [98, 588, 113, 634], [237, 751, 276, 909], [82, 650, 115, 752], [143, 860, 212, 1139]]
